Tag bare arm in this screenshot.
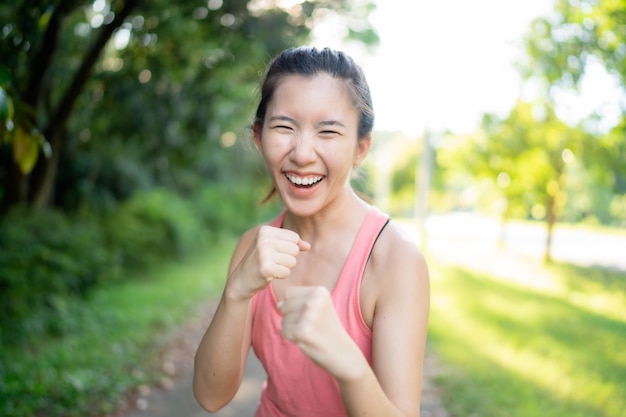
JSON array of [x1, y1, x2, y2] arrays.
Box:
[[193, 225, 310, 412], [192, 228, 257, 412], [341, 232, 430, 416], [279, 225, 430, 416]]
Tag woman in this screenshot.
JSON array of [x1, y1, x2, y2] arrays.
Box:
[[193, 46, 430, 417]]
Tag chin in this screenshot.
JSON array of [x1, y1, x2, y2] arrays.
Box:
[[282, 198, 325, 218]]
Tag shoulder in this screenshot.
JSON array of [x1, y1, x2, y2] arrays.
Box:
[[368, 220, 429, 303], [370, 220, 427, 274]]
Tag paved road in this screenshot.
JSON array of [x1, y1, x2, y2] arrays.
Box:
[[421, 213, 626, 271]]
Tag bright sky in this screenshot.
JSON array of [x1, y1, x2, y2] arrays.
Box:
[[313, 0, 622, 136]]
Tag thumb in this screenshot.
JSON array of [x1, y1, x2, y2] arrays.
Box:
[[298, 239, 311, 252]]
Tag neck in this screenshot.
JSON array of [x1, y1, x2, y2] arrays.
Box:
[[282, 191, 371, 243]]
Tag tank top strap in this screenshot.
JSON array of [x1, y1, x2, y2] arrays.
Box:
[[347, 207, 389, 279], [333, 207, 390, 300], [270, 211, 286, 228]]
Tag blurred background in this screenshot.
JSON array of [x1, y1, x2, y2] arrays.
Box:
[[1, 1, 624, 417]]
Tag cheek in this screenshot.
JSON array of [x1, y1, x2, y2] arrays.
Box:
[[320, 141, 357, 167], [261, 136, 290, 164]]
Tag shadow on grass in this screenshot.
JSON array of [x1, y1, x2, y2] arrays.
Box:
[[428, 262, 626, 417], [546, 260, 626, 293]]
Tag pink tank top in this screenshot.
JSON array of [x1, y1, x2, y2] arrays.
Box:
[[251, 207, 389, 417]]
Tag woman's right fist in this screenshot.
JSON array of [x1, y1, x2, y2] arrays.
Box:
[[229, 225, 310, 299]]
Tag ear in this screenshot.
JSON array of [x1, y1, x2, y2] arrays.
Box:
[[353, 134, 372, 167], [253, 122, 262, 151]]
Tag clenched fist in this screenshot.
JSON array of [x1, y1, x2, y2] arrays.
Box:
[[279, 286, 362, 380], [228, 225, 310, 300]]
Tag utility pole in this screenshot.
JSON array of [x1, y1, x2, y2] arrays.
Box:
[[414, 131, 433, 247]]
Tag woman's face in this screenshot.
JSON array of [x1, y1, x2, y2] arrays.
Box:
[[255, 72, 371, 217]]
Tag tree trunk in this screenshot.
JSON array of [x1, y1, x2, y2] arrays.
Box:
[[544, 195, 556, 263], [1, 5, 67, 212], [30, 0, 142, 209], [2, 162, 28, 210]]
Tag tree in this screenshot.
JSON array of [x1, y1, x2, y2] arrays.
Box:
[[519, 0, 626, 200], [0, 0, 378, 212], [1, 0, 142, 210], [467, 101, 590, 262], [520, 0, 626, 88]]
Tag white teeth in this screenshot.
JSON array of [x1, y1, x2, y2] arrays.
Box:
[[286, 174, 323, 186]]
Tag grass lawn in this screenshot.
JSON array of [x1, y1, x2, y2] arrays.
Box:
[[0, 239, 235, 417], [427, 259, 626, 417]]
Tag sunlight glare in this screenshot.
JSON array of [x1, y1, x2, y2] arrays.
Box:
[[312, 0, 598, 137]]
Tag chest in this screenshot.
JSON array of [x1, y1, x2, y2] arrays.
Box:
[[271, 245, 349, 302], [270, 240, 380, 327]]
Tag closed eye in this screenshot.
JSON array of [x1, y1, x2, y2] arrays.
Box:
[[317, 120, 345, 137], [319, 130, 341, 137], [272, 125, 294, 132]]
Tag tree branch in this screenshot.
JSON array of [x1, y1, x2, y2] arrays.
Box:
[[31, 0, 142, 208], [50, 0, 141, 138]]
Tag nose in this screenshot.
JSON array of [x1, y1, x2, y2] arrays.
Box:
[[290, 134, 316, 166]]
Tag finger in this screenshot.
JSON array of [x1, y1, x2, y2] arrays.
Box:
[[277, 297, 303, 315], [284, 285, 322, 299], [298, 239, 311, 252], [266, 227, 309, 252], [266, 264, 291, 281], [272, 239, 301, 257], [273, 252, 297, 270], [279, 286, 326, 314], [272, 227, 304, 246]]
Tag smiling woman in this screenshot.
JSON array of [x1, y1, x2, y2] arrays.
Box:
[[192, 46, 430, 417], [255, 71, 367, 214]]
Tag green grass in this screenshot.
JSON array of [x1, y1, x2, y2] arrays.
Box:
[[0, 239, 235, 417], [427, 259, 626, 417]]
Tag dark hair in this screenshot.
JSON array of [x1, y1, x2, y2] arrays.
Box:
[[254, 46, 374, 139]]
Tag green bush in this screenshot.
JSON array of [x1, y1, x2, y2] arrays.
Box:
[[0, 208, 113, 344], [192, 182, 281, 235], [0, 184, 276, 348], [0, 188, 209, 346], [102, 188, 205, 270]]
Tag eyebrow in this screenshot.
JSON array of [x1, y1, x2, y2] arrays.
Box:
[[318, 120, 346, 128], [269, 115, 296, 124], [268, 116, 346, 129]]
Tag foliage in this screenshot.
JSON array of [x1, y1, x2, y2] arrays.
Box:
[[518, 0, 626, 200], [0, 207, 114, 344], [473, 102, 589, 220], [0, 184, 267, 346], [0, 0, 378, 212], [520, 0, 626, 91], [103, 188, 205, 270], [0, 241, 234, 417], [428, 259, 626, 417], [443, 101, 603, 260]]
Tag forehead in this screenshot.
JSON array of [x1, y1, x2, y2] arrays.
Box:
[[267, 73, 358, 122]]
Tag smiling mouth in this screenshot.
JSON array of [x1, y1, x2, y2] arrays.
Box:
[[285, 173, 324, 188]]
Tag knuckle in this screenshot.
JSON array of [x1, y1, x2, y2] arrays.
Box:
[[258, 260, 274, 277], [294, 322, 314, 344]]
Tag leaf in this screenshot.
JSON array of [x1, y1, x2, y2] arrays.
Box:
[[0, 86, 14, 121], [0, 64, 10, 87], [12, 125, 40, 175], [0, 86, 14, 143]]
